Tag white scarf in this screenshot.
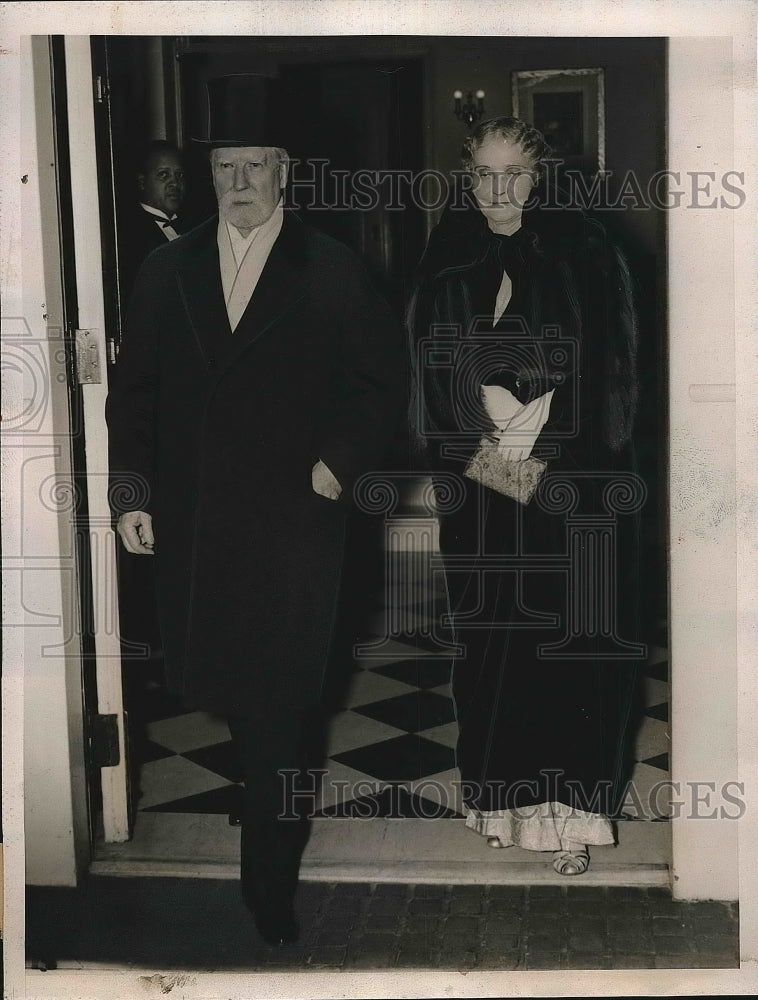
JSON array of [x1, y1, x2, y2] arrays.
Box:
[[483, 217, 553, 458], [217, 201, 284, 332]]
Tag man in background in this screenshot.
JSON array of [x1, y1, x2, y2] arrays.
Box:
[[119, 139, 188, 297], [116, 139, 189, 812]]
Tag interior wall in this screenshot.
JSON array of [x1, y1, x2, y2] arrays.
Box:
[[426, 36, 665, 256]]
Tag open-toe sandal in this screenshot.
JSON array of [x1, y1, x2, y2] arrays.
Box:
[[552, 848, 590, 875]]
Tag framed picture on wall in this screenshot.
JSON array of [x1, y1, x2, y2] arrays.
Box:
[[511, 67, 606, 177]]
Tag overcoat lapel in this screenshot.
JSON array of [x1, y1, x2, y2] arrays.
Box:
[[174, 224, 232, 364], [175, 213, 307, 373], [221, 233, 306, 370]]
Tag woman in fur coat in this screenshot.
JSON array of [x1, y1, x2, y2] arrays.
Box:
[[408, 116, 646, 875]]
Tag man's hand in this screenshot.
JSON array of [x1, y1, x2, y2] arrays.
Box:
[[312, 460, 342, 501], [117, 510, 155, 555]]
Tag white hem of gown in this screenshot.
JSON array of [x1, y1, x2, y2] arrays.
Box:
[[464, 801, 615, 851]]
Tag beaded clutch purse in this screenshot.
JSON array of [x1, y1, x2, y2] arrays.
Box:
[[463, 437, 547, 505]]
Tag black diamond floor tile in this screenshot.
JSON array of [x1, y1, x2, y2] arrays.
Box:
[[645, 659, 669, 682], [646, 702, 669, 723], [142, 782, 243, 815], [372, 658, 453, 690], [182, 741, 244, 783], [313, 783, 463, 819], [352, 690, 455, 733], [331, 733, 455, 782], [642, 752, 669, 771]]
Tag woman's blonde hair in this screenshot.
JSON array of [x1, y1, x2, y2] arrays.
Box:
[[461, 116, 552, 176]]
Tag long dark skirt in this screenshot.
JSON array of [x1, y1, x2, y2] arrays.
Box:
[[436, 470, 643, 818]]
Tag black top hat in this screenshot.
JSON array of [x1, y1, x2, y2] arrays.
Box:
[[194, 74, 279, 148]]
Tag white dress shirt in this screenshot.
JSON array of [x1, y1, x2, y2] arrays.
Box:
[[139, 203, 180, 241]]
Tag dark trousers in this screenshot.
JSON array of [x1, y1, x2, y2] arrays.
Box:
[[227, 704, 326, 907]]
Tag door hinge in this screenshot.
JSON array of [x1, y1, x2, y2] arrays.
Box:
[[74, 329, 102, 384], [89, 712, 121, 768], [94, 74, 109, 104]]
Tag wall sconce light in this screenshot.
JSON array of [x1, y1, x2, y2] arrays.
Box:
[[453, 89, 486, 126]]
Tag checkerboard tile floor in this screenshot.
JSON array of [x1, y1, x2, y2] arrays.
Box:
[[132, 568, 670, 828]]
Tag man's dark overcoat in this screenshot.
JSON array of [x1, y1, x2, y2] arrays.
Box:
[[107, 212, 405, 717]]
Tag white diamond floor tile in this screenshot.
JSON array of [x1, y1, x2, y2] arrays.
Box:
[[428, 683, 454, 698], [620, 762, 670, 820], [138, 755, 232, 809], [633, 715, 669, 762], [642, 676, 669, 709], [407, 768, 464, 814], [146, 710, 230, 753], [342, 669, 417, 709], [416, 721, 459, 749], [325, 709, 406, 756], [315, 759, 382, 812], [647, 644, 668, 665]]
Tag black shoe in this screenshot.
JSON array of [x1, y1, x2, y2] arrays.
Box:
[[228, 785, 244, 825], [253, 903, 300, 947], [242, 873, 300, 947]]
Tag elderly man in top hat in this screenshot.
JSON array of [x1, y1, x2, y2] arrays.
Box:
[[106, 75, 405, 946]]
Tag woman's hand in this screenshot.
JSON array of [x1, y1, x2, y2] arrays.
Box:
[[480, 384, 523, 429], [487, 389, 555, 461]]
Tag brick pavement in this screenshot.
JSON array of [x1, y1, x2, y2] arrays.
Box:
[[261, 883, 739, 971], [25, 878, 739, 971]]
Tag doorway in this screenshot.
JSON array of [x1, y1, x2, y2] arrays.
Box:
[[80, 34, 670, 884]]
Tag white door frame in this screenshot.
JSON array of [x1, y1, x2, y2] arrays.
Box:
[[63, 35, 130, 843]]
